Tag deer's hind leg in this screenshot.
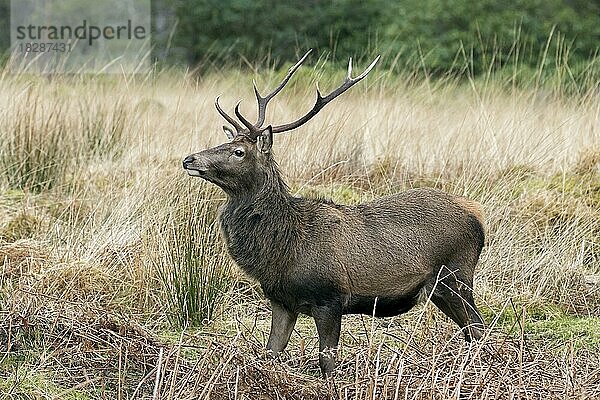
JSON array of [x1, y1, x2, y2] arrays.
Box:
[[430, 265, 485, 341]]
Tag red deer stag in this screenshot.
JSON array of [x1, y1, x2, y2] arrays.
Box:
[[183, 50, 486, 376]]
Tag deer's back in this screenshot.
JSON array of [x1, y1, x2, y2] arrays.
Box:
[[292, 187, 485, 302]]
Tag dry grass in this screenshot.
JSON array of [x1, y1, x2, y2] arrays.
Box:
[[0, 63, 599, 399]]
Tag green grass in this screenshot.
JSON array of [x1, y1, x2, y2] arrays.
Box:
[[492, 301, 600, 349]]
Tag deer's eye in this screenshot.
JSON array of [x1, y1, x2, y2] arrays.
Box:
[[233, 148, 245, 158]]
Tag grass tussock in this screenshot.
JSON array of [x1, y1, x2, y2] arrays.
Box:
[[0, 62, 599, 399], [148, 178, 232, 328]]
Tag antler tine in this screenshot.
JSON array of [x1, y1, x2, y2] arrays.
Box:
[[271, 55, 380, 134], [254, 49, 313, 128], [347, 57, 353, 79], [215, 96, 245, 133], [354, 55, 380, 80], [234, 102, 259, 134]]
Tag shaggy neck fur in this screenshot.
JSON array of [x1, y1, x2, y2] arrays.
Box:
[[219, 157, 302, 288]]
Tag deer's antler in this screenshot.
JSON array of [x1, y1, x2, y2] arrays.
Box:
[[253, 49, 313, 128], [215, 50, 379, 139], [270, 55, 380, 134]]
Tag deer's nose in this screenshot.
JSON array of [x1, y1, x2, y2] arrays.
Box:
[[182, 154, 196, 168]]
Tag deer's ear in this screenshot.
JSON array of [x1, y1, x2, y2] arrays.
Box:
[[257, 126, 273, 153], [222, 126, 235, 140]]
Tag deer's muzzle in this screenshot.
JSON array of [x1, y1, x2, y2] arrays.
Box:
[[182, 154, 208, 177]]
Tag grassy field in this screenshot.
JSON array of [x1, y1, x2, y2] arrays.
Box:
[[0, 61, 599, 399]]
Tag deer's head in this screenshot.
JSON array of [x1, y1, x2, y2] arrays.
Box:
[[183, 50, 379, 195]]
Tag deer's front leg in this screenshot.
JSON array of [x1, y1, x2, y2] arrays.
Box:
[[266, 301, 298, 354], [313, 306, 342, 377]]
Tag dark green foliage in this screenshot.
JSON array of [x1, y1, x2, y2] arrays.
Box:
[[383, 0, 600, 75], [1, 0, 598, 78], [165, 0, 599, 78], [169, 0, 384, 65], [0, 0, 8, 61]]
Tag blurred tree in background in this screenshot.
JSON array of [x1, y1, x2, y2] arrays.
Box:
[[159, 0, 599, 80], [383, 0, 600, 75], [0, 0, 9, 60], [1, 0, 598, 77], [166, 0, 384, 65]]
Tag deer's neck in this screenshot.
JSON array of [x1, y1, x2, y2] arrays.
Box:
[[219, 165, 299, 283]]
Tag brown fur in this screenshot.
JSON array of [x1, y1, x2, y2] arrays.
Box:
[[183, 128, 486, 377], [455, 197, 486, 229]]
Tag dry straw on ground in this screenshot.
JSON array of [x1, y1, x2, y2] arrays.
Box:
[[0, 62, 599, 399]]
